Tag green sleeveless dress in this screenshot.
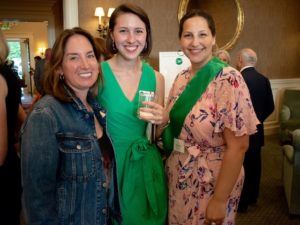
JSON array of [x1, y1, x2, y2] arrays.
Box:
[[97, 61, 167, 225]]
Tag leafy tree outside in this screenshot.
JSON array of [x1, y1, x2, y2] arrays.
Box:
[[7, 41, 23, 78], [7, 41, 21, 59]]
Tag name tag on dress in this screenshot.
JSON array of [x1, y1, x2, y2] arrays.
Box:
[[173, 138, 185, 153]]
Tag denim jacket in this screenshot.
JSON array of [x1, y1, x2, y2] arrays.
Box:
[[20, 88, 121, 225]]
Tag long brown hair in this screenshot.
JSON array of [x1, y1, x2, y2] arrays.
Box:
[[43, 27, 102, 102], [94, 37, 112, 61]]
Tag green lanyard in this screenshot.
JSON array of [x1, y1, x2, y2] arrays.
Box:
[[163, 57, 226, 154]]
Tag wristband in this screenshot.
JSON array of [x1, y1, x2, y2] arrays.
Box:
[[159, 120, 170, 130]]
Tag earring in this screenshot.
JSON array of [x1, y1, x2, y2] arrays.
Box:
[[59, 73, 64, 80], [143, 42, 147, 51], [112, 41, 117, 51]]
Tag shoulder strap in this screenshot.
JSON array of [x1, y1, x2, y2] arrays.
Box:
[[100, 61, 110, 80], [162, 57, 226, 153], [140, 62, 156, 92]]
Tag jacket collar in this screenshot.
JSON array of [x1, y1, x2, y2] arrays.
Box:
[[240, 66, 254, 73], [62, 83, 106, 119], [62, 83, 91, 111]]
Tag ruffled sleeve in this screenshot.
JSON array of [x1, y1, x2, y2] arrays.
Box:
[[213, 67, 259, 136]]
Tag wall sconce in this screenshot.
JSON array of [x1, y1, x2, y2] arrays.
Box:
[[95, 7, 115, 38], [38, 47, 46, 56]]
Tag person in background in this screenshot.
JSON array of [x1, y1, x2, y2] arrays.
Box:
[[215, 49, 231, 64], [236, 48, 274, 213], [29, 56, 43, 108], [5, 59, 20, 81], [158, 10, 259, 225], [33, 47, 52, 95], [21, 27, 121, 225], [0, 29, 26, 225], [97, 3, 167, 225], [33, 55, 42, 65], [30, 56, 42, 85], [95, 37, 113, 61]]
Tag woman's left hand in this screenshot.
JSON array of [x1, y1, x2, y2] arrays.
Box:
[[204, 197, 226, 225]]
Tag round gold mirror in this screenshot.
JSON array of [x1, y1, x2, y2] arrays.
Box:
[[178, 0, 244, 50]]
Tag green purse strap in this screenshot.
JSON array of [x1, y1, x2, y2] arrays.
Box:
[[169, 57, 226, 138]]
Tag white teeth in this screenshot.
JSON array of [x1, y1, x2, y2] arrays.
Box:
[[190, 49, 202, 53], [125, 46, 138, 51], [79, 72, 92, 77]]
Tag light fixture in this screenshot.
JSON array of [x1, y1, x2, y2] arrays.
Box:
[[95, 7, 115, 38], [38, 47, 46, 56]]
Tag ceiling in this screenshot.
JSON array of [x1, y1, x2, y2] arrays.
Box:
[[0, 0, 59, 22]]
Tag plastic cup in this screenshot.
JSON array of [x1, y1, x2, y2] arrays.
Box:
[[137, 90, 155, 120]]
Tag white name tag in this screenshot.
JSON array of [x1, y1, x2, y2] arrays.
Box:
[[173, 138, 185, 153]]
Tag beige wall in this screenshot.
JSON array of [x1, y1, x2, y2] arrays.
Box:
[[231, 0, 300, 79], [79, 0, 300, 79], [3, 22, 49, 60], [78, 0, 179, 70]]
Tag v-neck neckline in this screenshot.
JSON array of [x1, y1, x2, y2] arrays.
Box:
[[106, 61, 144, 103]]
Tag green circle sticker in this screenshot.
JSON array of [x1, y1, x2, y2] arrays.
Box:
[[176, 57, 183, 65]]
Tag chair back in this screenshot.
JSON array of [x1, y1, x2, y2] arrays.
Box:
[[283, 89, 300, 120], [283, 129, 300, 215]]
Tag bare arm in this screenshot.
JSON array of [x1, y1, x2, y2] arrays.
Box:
[[16, 104, 27, 133], [18, 104, 27, 124], [0, 74, 8, 165], [205, 128, 249, 223], [154, 71, 169, 138], [155, 71, 171, 137], [154, 70, 165, 107], [14, 104, 27, 153]]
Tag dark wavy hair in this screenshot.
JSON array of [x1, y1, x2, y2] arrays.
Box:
[[178, 9, 216, 39], [43, 27, 102, 102], [106, 3, 152, 58]]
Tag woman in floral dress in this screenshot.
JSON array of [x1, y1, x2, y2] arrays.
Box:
[[158, 10, 259, 225]]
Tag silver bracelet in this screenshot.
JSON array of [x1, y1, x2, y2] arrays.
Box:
[[159, 120, 170, 130]]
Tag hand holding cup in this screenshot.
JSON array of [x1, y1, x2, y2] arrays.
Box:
[[138, 90, 167, 125]]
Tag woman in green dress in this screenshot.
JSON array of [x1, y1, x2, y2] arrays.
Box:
[[97, 3, 167, 225]]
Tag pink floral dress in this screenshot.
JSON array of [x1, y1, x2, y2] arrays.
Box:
[[165, 66, 259, 225]]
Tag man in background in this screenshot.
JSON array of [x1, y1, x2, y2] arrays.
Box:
[[33, 48, 51, 95], [236, 48, 275, 212]]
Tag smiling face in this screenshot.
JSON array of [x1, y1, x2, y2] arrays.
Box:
[[180, 16, 216, 70], [58, 34, 99, 98], [110, 12, 147, 60]]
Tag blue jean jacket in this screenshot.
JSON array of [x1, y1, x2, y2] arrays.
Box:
[[21, 90, 121, 225]]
